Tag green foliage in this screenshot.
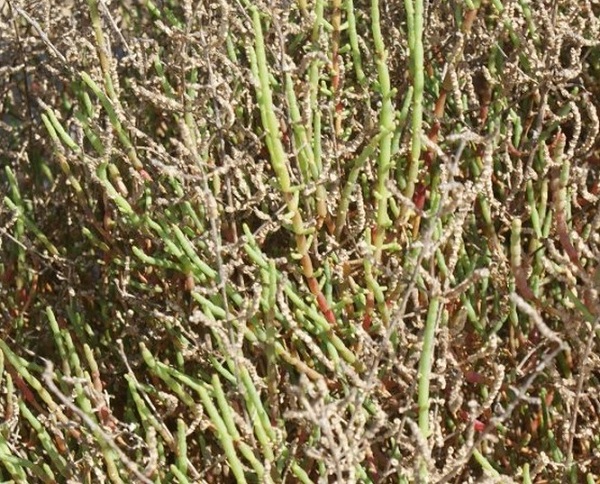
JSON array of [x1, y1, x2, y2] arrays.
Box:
[[1, 0, 599, 482]]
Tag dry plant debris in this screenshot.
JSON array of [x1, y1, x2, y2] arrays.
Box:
[[1, 0, 600, 482]]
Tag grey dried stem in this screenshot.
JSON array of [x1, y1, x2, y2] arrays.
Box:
[[1, 0, 600, 482]]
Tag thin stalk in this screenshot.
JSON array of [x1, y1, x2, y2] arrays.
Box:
[[85, 0, 142, 172], [250, 7, 336, 324], [403, 0, 425, 205], [417, 295, 441, 481], [360, 0, 397, 330], [335, 128, 390, 236], [331, 0, 342, 137], [308, 0, 328, 226], [346, 0, 366, 85], [370, 0, 396, 267]]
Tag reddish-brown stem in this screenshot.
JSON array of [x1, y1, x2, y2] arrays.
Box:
[[307, 272, 336, 326]]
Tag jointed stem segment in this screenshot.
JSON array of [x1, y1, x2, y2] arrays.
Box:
[[250, 8, 336, 325]]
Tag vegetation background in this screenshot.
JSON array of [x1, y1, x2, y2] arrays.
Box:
[[1, 0, 599, 482]]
